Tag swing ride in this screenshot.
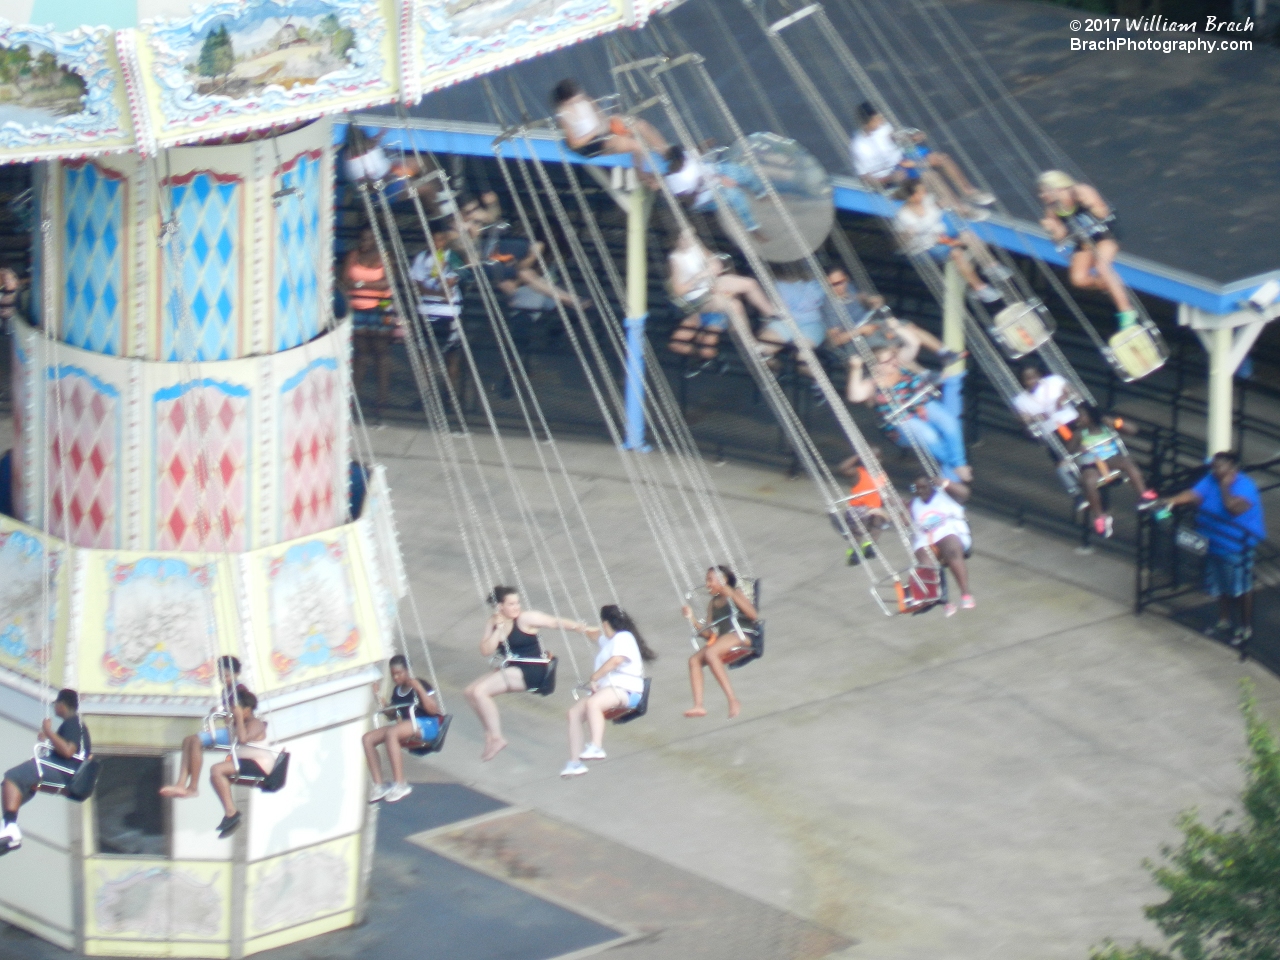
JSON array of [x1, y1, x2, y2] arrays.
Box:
[[0, 0, 1227, 953]]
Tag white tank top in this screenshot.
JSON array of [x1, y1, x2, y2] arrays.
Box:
[[669, 244, 709, 285], [558, 99, 603, 141]]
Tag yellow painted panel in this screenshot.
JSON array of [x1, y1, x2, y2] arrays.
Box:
[[0, 516, 70, 688], [244, 833, 359, 938], [85, 938, 230, 958], [244, 528, 383, 694], [84, 858, 232, 942], [242, 909, 355, 957]]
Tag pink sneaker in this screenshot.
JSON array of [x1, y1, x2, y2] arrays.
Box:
[[961, 594, 975, 610], [944, 602, 958, 617]]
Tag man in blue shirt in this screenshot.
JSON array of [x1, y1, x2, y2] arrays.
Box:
[[1161, 452, 1266, 646]]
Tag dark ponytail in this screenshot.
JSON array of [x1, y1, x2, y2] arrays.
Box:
[[712, 565, 737, 588], [488, 585, 518, 605], [599, 605, 657, 662]]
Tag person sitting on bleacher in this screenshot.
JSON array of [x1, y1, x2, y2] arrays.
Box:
[[454, 194, 590, 315], [410, 226, 464, 391], [851, 103, 994, 210], [894, 181, 1001, 305]]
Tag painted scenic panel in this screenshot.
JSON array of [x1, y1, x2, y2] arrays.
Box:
[[138, 0, 394, 143], [0, 24, 130, 159], [417, 0, 627, 91]]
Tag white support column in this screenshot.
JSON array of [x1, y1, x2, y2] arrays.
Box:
[[942, 259, 966, 377], [1180, 299, 1280, 457], [1206, 324, 1235, 456]]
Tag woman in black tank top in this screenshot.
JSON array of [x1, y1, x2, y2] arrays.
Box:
[[465, 586, 594, 762], [681, 566, 759, 720], [1036, 171, 1136, 332]]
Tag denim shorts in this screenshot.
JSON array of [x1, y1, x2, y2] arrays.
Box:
[[415, 715, 441, 741], [200, 727, 232, 749], [1203, 551, 1254, 598], [623, 690, 643, 709]]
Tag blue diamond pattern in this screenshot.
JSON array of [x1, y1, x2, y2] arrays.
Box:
[[164, 172, 241, 361], [62, 163, 124, 356], [273, 154, 322, 351]]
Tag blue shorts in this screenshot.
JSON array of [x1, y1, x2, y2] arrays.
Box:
[[926, 244, 952, 265], [622, 690, 642, 709], [200, 728, 231, 749], [352, 308, 389, 330], [699, 312, 728, 332], [1203, 551, 1254, 598], [414, 716, 441, 742]]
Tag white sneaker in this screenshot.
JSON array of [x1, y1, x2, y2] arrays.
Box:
[[578, 743, 607, 761], [369, 782, 392, 803], [385, 782, 412, 803], [0, 822, 21, 849], [976, 286, 1002, 304], [560, 760, 589, 778]]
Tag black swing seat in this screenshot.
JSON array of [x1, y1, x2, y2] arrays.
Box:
[[719, 579, 765, 670], [377, 704, 452, 756], [32, 742, 99, 802], [603, 678, 652, 724], [503, 653, 558, 697], [228, 743, 289, 793]]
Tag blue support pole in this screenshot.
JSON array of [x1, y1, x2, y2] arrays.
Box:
[[621, 181, 650, 451], [623, 313, 649, 451]]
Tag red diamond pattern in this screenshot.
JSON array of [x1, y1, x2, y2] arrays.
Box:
[[281, 365, 342, 540], [156, 384, 247, 551], [45, 373, 117, 547]]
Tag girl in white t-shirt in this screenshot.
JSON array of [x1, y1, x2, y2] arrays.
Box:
[[551, 78, 669, 183], [910, 474, 974, 616], [562, 606, 657, 778]]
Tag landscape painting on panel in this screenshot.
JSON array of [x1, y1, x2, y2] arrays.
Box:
[[0, 42, 87, 126], [184, 0, 357, 100]]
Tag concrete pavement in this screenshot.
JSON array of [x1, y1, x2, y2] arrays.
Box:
[[368, 423, 1280, 960]]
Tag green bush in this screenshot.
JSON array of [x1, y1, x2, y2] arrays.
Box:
[[1092, 684, 1280, 960]]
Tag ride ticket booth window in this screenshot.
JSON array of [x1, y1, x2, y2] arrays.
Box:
[[94, 755, 169, 857]]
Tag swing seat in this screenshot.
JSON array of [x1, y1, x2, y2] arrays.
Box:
[[504, 655, 558, 697], [721, 622, 765, 669], [1106, 319, 1167, 382], [1073, 434, 1130, 488], [405, 714, 452, 757], [989, 301, 1053, 359], [229, 746, 290, 793], [887, 566, 943, 615], [604, 678, 651, 724], [32, 744, 99, 802], [374, 704, 451, 757]]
